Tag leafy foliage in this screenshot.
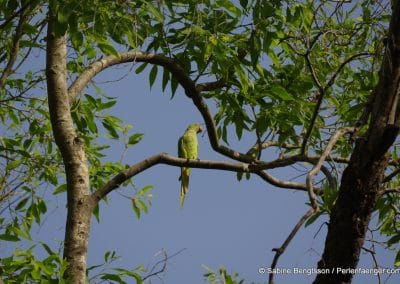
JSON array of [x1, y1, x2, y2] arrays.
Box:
[[1, 0, 399, 282], [0, 244, 69, 283], [203, 265, 244, 284]]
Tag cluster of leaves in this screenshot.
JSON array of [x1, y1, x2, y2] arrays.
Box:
[[88, 250, 143, 284], [203, 265, 244, 284], [375, 191, 400, 266], [0, 243, 69, 283]]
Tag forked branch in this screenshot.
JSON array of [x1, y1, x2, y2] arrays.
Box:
[[269, 208, 315, 284], [306, 127, 354, 210]]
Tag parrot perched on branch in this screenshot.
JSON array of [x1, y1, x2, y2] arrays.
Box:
[[178, 123, 202, 208]]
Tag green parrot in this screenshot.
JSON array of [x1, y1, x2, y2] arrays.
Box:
[[178, 123, 202, 208]]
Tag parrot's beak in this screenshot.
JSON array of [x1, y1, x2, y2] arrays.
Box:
[[197, 126, 203, 133]]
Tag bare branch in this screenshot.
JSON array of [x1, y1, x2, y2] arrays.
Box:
[[142, 248, 186, 282], [381, 188, 400, 195], [68, 51, 196, 102], [361, 247, 381, 284], [384, 167, 400, 182], [301, 92, 323, 154], [255, 170, 309, 192], [269, 208, 315, 284], [306, 127, 354, 210]]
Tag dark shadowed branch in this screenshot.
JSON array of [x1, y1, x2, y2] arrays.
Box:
[[269, 208, 315, 284]]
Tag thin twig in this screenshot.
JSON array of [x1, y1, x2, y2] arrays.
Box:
[[269, 208, 315, 284], [142, 248, 187, 282], [361, 247, 381, 284]]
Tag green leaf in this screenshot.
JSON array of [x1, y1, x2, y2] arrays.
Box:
[[55, 9, 69, 35], [271, 85, 293, 101], [0, 233, 20, 242], [93, 204, 100, 223], [70, 31, 84, 50], [170, 76, 179, 99], [139, 185, 153, 195], [6, 159, 22, 171], [97, 41, 119, 57], [305, 211, 323, 227], [162, 69, 170, 92], [15, 197, 29, 211], [387, 233, 400, 246], [13, 227, 31, 241], [395, 250, 400, 267], [128, 133, 144, 146], [102, 119, 119, 139], [149, 65, 158, 89], [138, 200, 148, 214], [131, 198, 141, 219], [101, 274, 125, 283], [113, 268, 142, 283], [53, 184, 67, 195], [135, 63, 148, 74], [146, 2, 164, 22], [40, 242, 55, 256], [99, 100, 117, 110], [38, 198, 47, 214]]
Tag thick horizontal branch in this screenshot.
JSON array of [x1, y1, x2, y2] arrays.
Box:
[[68, 51, 196, 102], [91, 153, 310, 202]]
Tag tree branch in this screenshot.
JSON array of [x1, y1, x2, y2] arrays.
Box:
[[68, 51, 196, 102], [0, 0, 35, 30], [255, 170, 309, 191], [0, 7, 28, 90], [325, 52, 371, 90], [91, 153, 311, 202], [269, 208, 315, 284], [306, 127, 354, 210], [195, 78, 227, 92]]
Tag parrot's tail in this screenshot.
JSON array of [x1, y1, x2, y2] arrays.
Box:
[[180, 167, 190, 208]]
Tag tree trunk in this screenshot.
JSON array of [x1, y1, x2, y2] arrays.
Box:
[[46, 7, 94, 284], [314, 3, 400, 283]]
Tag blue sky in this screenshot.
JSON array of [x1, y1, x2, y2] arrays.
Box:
[[23, 61, 400, 284]]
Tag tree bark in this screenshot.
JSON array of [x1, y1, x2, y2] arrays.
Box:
[[46, 7, 94, 284], [314, 3, 400, 283]]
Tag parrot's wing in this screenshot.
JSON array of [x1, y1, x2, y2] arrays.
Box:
[[178, 136, 186, 158]]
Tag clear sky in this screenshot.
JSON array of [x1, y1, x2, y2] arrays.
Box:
[[25, 61, 400, 284]]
